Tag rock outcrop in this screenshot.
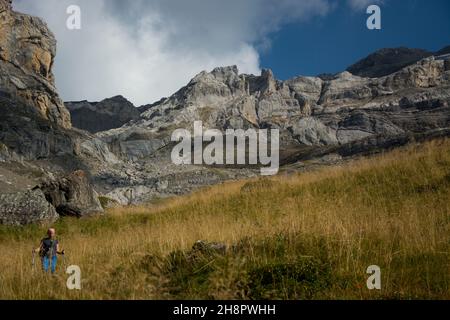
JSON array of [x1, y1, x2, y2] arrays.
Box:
[[66, 96, 141, 133], [0, 189, 58, 225], [0, 1, 109, 224], [0, 94, 78, 160], [37, 170, 103, 218], [0, 0, 71, 128], [0, 0, 86, 162], [0, 169, 103, 225]]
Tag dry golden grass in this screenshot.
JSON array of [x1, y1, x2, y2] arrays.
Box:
[[0, 139, 449, 299]]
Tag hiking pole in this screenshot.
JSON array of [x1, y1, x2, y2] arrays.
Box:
[[62, 252, 66, 269], [31, 249, 36, 273], [61, 250, 67, 272]]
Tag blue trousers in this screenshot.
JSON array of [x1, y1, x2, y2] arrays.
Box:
[[42, 256, 57, 273]]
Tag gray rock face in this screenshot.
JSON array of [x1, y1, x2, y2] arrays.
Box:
[[0, 169, 103, 225], [100, 55, 450, 160], [0, 2, 114, 225], [0, 0, 71, 128], [38, 170, 103, 218], [347, 46, 450, 79], [289, 117, 338, 146], [347, 47, 433, 78], [90, 54, 450, 207], [0, 95, 78, 161], [66, 96, 141, 133], [0, 1, 88, 162], [0, 189, 58, 225]]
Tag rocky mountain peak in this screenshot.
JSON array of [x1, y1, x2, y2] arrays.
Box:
[[66, 95, 140, 133], [106, 95, 130, 103], [211, 65, 239, 77], [190, 65, 239, 85], [260, 68, 277, 93], [347, 47, 433, 78]]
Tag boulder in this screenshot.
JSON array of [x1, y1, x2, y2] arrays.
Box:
[[0, 189, 58, 225], [38, 170, 103, 217], [192, 240, 227, 256]]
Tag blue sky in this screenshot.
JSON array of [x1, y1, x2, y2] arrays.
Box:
[[261, 0, 450, 79]]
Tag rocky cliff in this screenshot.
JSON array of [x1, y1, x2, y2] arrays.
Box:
[[66, 96, 141, 133], [0, 0, 70, 128], [99, 56, 450, 158], [0, 0, 84, 161], [0, 1, 105, 225]]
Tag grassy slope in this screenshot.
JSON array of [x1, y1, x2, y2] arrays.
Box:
[[0, 139, 449, 300]]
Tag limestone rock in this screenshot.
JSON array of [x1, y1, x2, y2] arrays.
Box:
[[0, 0, 12, 13], [0, 0, 71, 128], [92, 51, 450, 201], [289, 117, 338, 146], [38, 170, 103, 217], [384, 57, 445, 89], [0, 189, 58, 225]]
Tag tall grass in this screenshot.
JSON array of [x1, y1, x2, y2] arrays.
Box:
[[0, 139, 449, 299]]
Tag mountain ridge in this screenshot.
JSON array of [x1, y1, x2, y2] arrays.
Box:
[[67, 45, 450, 135], [346, 46, 450, 78]]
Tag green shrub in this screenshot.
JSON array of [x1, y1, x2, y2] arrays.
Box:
[[244, 257, 332, 299]]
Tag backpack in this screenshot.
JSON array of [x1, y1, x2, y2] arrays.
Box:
[[40, 238, 58, 258]]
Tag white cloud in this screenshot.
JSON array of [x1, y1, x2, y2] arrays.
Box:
[[13, 0, 331, 106]]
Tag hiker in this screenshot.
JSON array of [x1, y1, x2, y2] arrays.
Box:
[[34, 228, 65, 273]]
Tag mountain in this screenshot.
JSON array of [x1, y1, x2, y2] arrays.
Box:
[[93, 55, 450, 205], [1, 0, 450, 224], [100, 58, 450, 159], [347, 46, 450, 78], [436, 45, 450, 56], [347, 47, 433, 78], [66, 95, 141, 133], [137, 97, 167, 114]]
